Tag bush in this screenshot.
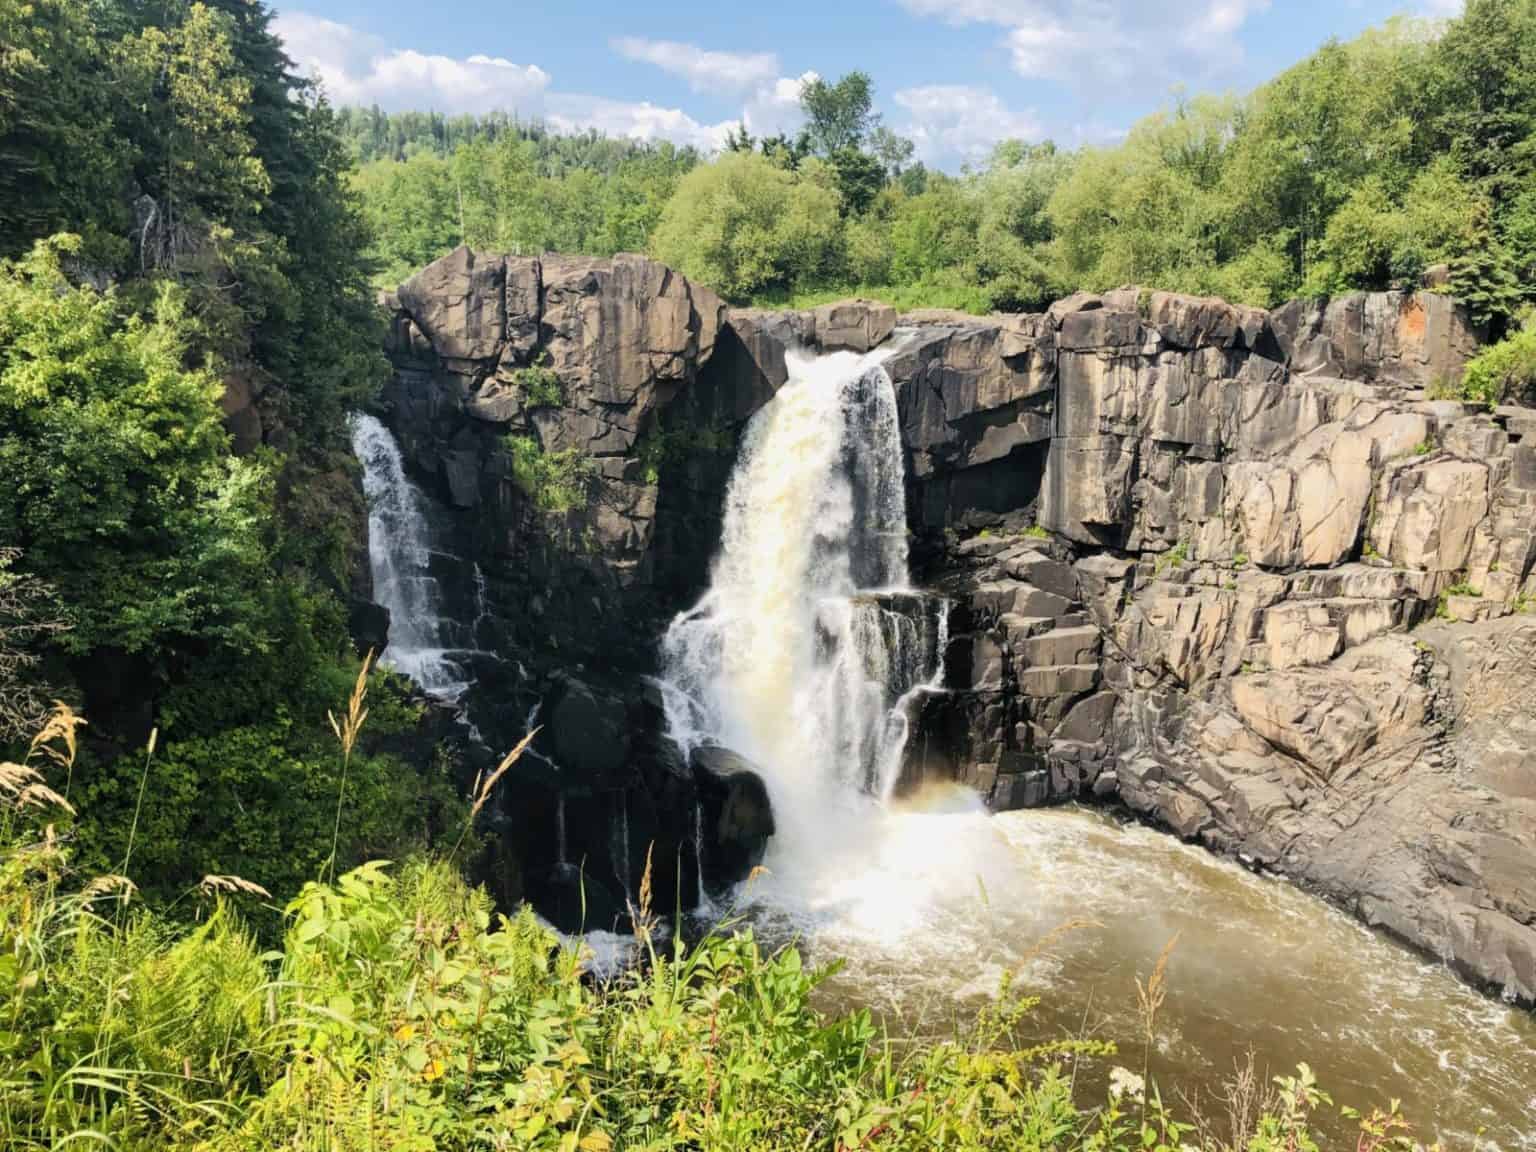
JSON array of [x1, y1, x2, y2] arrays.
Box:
[[0, 237, 276, 657], [507, 435, 594, 514], [1460, 319, 1536, 406], [513, 360, 564, 409], [650, 151, 843, 300]]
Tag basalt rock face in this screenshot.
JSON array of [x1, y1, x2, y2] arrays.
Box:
[[880, 290, 1536, 1003], [377, 250, 1536, 1001], [378, 247, 736, 924]]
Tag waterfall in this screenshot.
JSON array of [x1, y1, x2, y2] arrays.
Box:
[[659, 349, 946, 875], [349, 413, 473, 699]]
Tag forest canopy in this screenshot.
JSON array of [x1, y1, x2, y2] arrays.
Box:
[[341, 1, 1536, 331]]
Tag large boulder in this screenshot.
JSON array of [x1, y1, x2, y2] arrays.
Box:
[[691, 747, 775, 895]]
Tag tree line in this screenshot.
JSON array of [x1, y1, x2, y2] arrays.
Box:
[[346, 0, 1536, 345]]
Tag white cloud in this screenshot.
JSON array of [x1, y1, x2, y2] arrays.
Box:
[[546, 94, 737, 150], [893, 85, 1043, 166], [610, 37, 780, 95], [740, 71, 814, 139], [898, 0, 1271, 89], [274, 11, 550, 114], [274, 11, 753, 151]]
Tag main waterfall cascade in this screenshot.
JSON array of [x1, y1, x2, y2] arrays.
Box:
[[349, 413, 481, 699], [658, 347, 948, 882]]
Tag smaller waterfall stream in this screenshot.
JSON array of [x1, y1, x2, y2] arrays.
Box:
[[350, 413, 476, 698]]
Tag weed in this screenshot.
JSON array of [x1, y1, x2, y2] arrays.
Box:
[[513, 353, 564, 408], [1155, 540, 1189, 575], [507, 435, 594, 513]]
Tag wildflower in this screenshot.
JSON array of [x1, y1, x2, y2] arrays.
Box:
[[1109, 1066, 1145, 1103]]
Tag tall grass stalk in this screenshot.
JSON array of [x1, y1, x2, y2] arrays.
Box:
[[324, 649, 372, 883]]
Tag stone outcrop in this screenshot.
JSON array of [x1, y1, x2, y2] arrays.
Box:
[[375, 249, 1536, 1001]]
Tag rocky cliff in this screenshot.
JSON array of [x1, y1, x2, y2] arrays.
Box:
[[374, 246, 1535, 1002]]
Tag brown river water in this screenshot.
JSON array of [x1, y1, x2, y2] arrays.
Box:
[[726, 789, 1536, 1150]]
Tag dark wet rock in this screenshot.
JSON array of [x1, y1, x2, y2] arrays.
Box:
[[692, 746, 775, 896]]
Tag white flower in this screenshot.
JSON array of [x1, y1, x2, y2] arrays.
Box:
[[1108, 1066, 1146, 1103]]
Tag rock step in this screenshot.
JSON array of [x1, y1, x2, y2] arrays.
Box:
[[1019, 664, 1100, 697], [1018, 626, 1100, 669]]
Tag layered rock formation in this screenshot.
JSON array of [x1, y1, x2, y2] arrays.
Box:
[[374, 246, 1535, 1000]]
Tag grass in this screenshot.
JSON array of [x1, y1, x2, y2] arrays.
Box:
[[0, 694, 1452, 1151], [1154, 540, 1189, 575]]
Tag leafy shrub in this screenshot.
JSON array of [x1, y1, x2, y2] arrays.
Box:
[[507, 436, 594, 514], [1460, 321, 1536, 407], [651, 151, 843, 300], [0, 237, 275, 657], [514, 357, 564, 409], [635, 422, 733, 485]]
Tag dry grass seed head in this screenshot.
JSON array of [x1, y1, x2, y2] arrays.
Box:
[[16, 782, 74, 814], [629, 843, 657, 946], [82, 874, 138, 902], [1, 761, 74, 814], [199, 874, 273, 899], [0, 761, 43, 796], [328, 649, 374, 761], [470, 726, 540, 821], [1137, 931, 1181, 1037], [29, 701, 84, 769]]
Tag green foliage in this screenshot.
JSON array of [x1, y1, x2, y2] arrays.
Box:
[[513, 357, 564, 409], [636, 422, 734, 485], [507, 436, 595, 514], [1459, 314, 1536, 405], [1155, 541, 1190, 575], [0, 546, 65, 742], [0, 238, 274, 656], [651, 151, 844, 300], [0, 0, 392, 915], [352, 129, 697, 287], [1024, 525, 1052, 540], [70, 702, 461, 908], [343, 3, 1536, 322], [0, 0, 129, 259]]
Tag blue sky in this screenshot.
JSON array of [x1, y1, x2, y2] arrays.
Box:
[[274, 0, 1461, 170]]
